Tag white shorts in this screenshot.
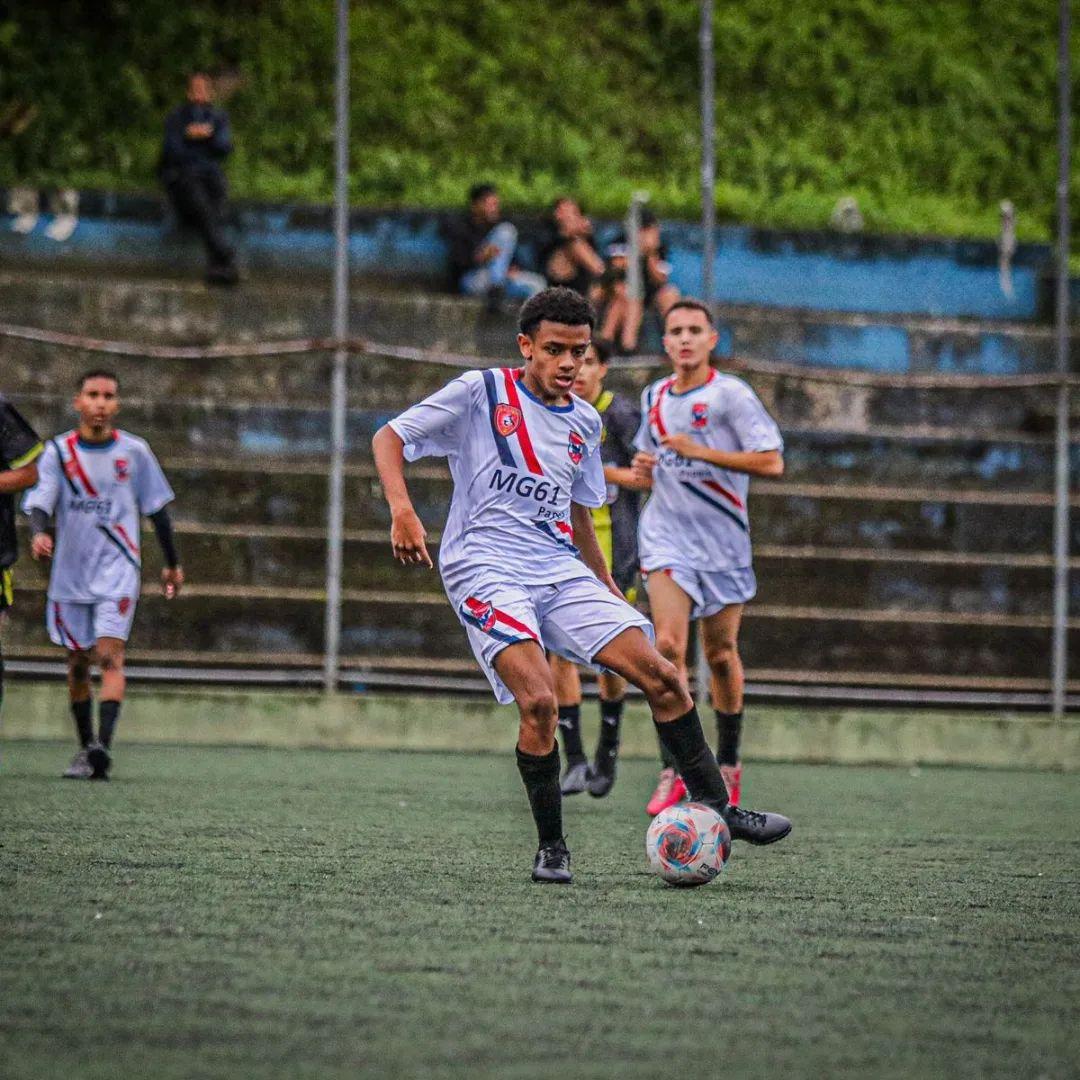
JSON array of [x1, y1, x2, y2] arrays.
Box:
[[642, 564, 757, 620], [47, 598, 137, 650], [450, 571, 653, 705]]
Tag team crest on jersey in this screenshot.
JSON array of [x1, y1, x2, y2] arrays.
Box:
[[567, 431, 585, 464], [114, 458, 129, 482], [118, 597, 131, 616], [494, 404, 521, 437], [691, 402, 709, 429]]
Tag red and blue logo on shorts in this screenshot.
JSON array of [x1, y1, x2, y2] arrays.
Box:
[[468, 599, 497, 632], [114, 458, 129, 482], [118, 597, 131, 616], [691, 402, 709, 429], [568, 430, 585, 464]]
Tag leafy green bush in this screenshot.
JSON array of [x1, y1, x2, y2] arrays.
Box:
[[0, 0, 1075, 241]]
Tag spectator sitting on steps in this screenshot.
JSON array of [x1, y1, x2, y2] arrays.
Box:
[[444, 183, 545, 311], [159, 72, 239, 286], [537, 196, 606, 299]]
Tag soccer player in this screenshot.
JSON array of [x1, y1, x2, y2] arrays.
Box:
[[0, 395, 45, 726], [24, 370, 184, 780], [550, 338, 645, 799], [372, 287, 790, 884], [633, 300, 784, 813]]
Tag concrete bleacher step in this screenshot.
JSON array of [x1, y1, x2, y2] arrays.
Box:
[[11, 392, 1072, 493], [5, 588, 1074, 682], [4, 266, 1078, 373], [89, 531, 1074, 616]]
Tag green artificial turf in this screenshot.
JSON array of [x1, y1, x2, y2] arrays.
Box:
[[1, 742, 1077, 1079]]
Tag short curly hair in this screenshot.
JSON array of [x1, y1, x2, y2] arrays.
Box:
[[518, 286, 595, 336]]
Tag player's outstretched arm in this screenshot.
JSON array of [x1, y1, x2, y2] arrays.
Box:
[[372, 424, 433, 568], [603, 464, 650, 491], [570, 502, 623, 599], [659, 436, 783, 478]]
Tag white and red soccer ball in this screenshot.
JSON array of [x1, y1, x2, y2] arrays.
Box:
[[646, 802, 731, 887]]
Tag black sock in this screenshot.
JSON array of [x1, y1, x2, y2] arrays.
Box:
[[598, 698, 623, 749], [654, 707, 728, 809], [71, 698, 93, 748], [557, 704, 585, 765], [715, 710, 743, 766], [516, 744, 564, 847], [656, 726, 678, 770], [98, 700, 121, 749]]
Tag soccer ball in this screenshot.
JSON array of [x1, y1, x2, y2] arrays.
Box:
[[646, 802, 731, 887]]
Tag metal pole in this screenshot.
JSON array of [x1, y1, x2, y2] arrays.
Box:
[[1051, 0, 1071, 719], [323, 0, 349, 692], [700, 0, 716, 304], [625, 192, 648, 303]]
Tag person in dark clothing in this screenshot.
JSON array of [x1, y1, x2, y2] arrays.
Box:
[[536, 197, 606, 299], [443, 183, 545, 309], [598, 209, 680, 354], [159, 73, 238, 285], [0, 395, 44, 727]]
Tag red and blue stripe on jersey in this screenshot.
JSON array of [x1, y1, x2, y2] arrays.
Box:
[[648, 374, 748, 534], [482, 368, 545, 475], [58, 432, 143, 567]]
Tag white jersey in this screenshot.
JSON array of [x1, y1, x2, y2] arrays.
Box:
[[388, 366, 606, 599], [635, 369, 783, 572], [23, 429, 174, 602]]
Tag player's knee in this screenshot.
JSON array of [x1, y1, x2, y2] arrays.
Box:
[[705, 640, 738, 675], [68, 650, 91, 676], [517, 688, 558, 736], [655, 632, 684, 666], [98, 648, 125, 674]]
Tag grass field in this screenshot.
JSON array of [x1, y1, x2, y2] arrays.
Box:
[[1, 741, 1077, 1079]]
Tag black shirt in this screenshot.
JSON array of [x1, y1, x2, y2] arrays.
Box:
[[0, 396, 43, 570], [159, 103, 233, 183], [443, 214, 497, 288], [536, 222, 601, 296]]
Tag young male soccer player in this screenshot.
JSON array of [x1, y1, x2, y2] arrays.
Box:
[[24, 370, 184, 780], [0, 395, 45, 725], [549, 338, 645, 798], [633, 300, 784, 812], [372, 287, 790, 884]]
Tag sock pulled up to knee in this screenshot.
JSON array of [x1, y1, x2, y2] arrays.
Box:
[[653, 707, 728, 810], [715, 710, 743, 766], [556, 704, 585, 765], [71, 698, 93, 748], [516, 744, 564, 847], [98, 700, 121, 749]]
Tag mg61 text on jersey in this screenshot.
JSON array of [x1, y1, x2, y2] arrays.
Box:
[[67, 496, 114, 518], [489, 468, 563, 506]]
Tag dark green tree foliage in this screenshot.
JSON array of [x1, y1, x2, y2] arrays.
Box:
[[0, 0, 1075, 238]]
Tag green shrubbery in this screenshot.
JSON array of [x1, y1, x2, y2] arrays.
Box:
[[1, 1, 1075, 240]]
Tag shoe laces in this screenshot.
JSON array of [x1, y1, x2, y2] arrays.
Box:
[[539, 840, 570, 869], [728, 805, 766, 827]]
